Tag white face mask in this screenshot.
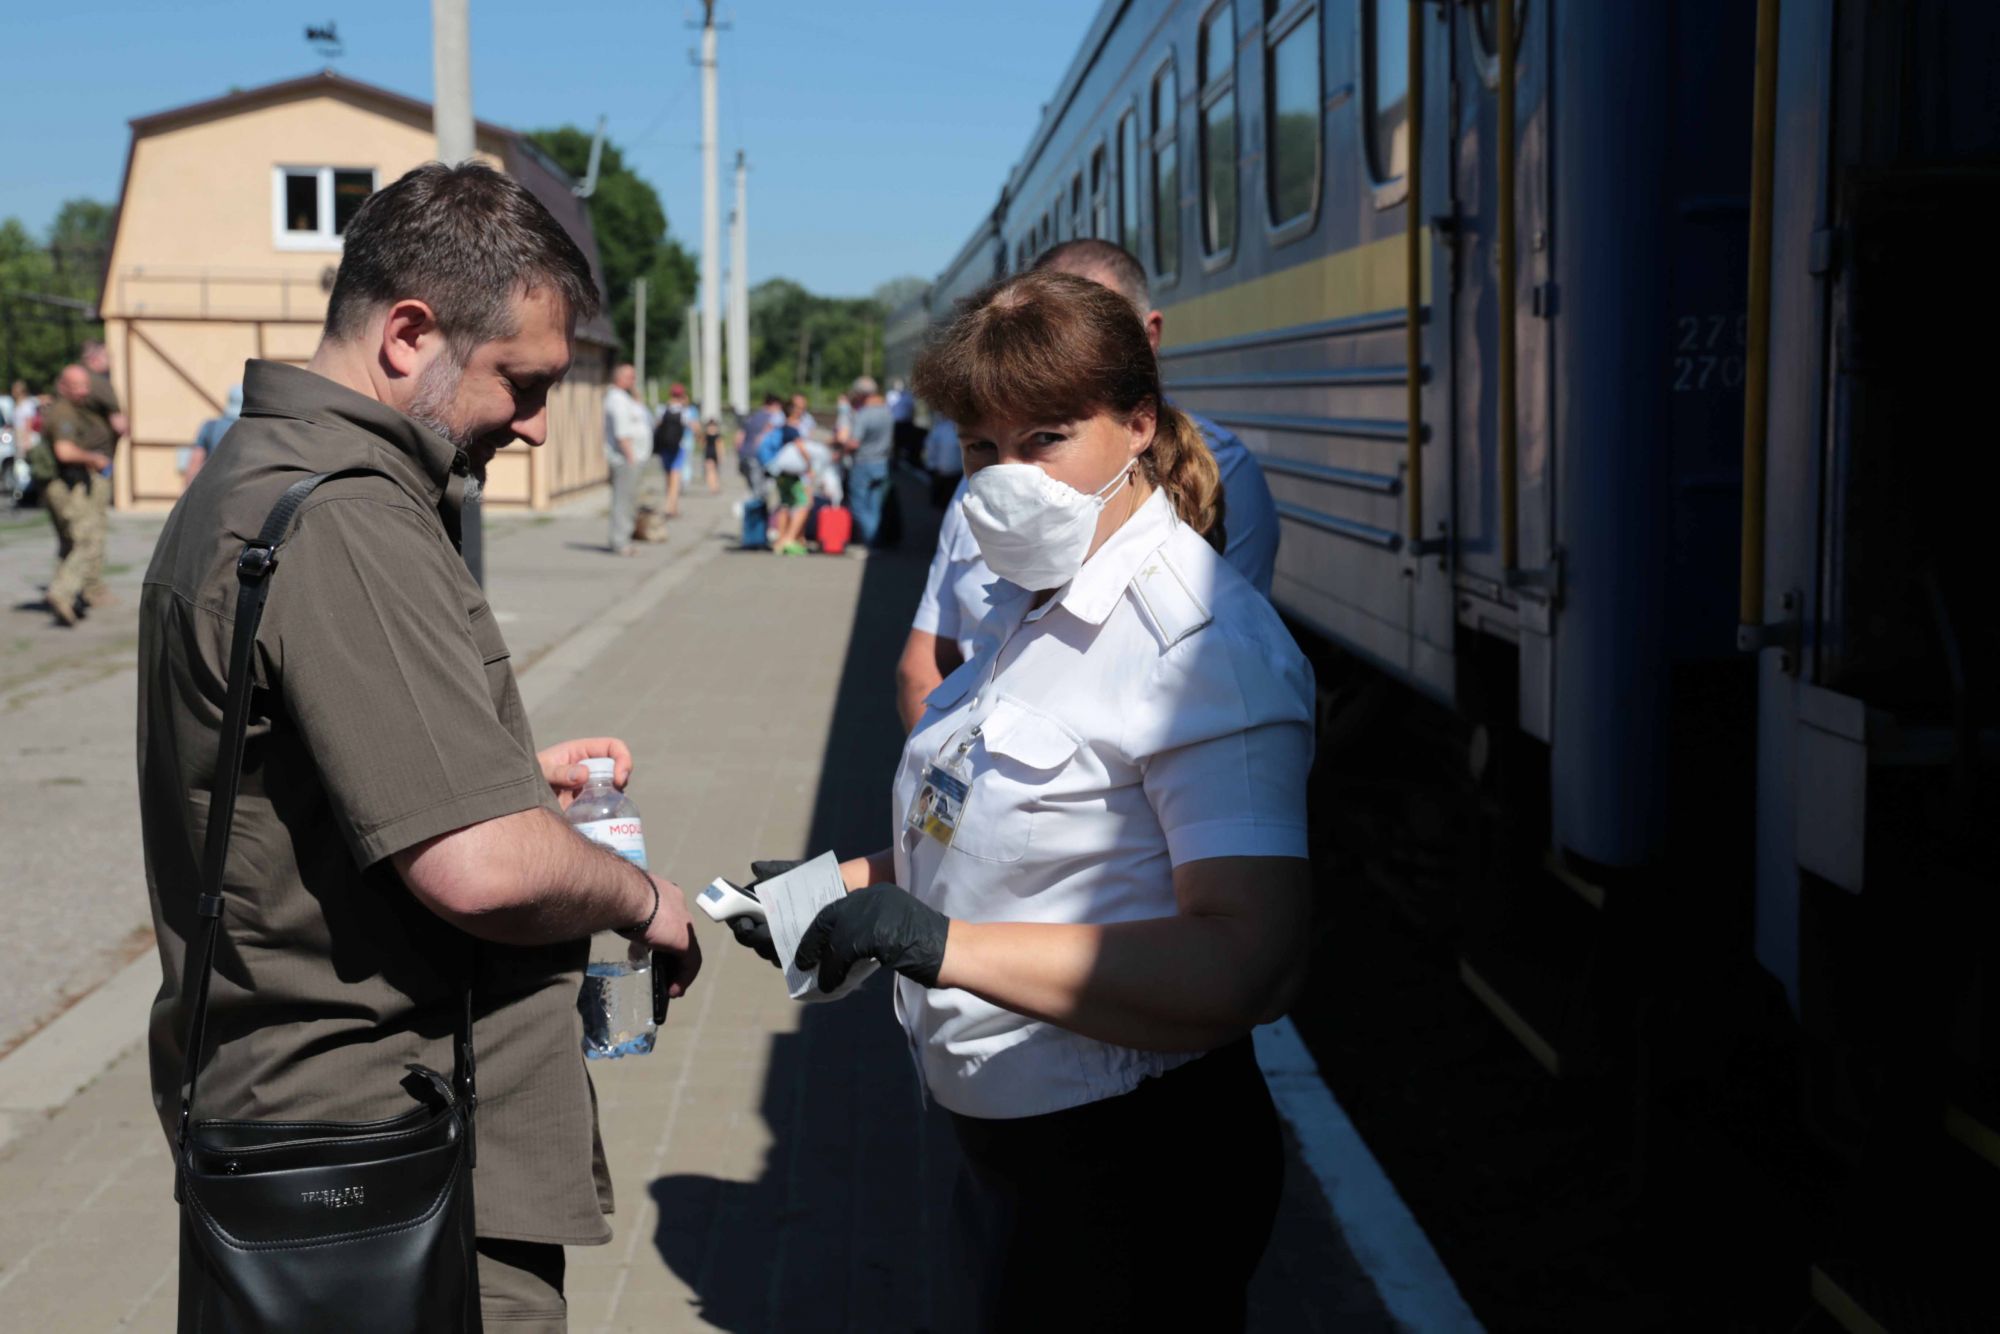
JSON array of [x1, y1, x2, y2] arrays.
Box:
[[962, 460, 1132, 591]]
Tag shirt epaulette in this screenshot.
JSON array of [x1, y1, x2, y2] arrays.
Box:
[[1127, 542, 1214, 650]]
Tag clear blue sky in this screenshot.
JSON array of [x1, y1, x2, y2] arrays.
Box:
[[0, 0, 1099, 297]]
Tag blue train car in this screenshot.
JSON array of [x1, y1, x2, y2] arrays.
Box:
[[914, 0, 1754, 870], [912, 2, 1997, 1319]]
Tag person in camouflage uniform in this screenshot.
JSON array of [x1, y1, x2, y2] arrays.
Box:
[[41, 365, 114, 626]]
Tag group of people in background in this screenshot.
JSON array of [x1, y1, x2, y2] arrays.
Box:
[[723, 375, 901, 556]]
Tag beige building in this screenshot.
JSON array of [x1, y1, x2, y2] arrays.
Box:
[[99, 71, 618, 511]]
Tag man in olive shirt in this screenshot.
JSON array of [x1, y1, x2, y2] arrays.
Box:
[[41, 364, 114, 625], [80, 339, 130, 440], [139, 163, 701, 1331]]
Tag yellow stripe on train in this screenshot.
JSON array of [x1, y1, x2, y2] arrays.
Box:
[[1156, 230, 1434, 351]]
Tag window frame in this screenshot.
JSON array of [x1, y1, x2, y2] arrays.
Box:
[[1358, 0, 1411, 209], [1089, 144, 1111, 240], [1262, 0, 1323, 247], [271, 164, 376, 252], [1196, 0, 1240, 271], [1152, 56, 1176, 290], [1117, 102, 1143, 260], [1148, 53, 1182, 289]]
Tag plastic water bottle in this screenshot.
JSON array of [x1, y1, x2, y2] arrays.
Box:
[[567, 758, 658, 1060]]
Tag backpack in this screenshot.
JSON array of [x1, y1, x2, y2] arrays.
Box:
[[26, 440, 58, 484], [652, 409, 685, 458]]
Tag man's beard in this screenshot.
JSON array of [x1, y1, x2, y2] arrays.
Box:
[[406, 354, 500, 497]]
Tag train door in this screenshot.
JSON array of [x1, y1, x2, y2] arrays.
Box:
[[1443, 0, 1556, 739]]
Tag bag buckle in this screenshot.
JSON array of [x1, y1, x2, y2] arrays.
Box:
[[236, 545, 277, 580]]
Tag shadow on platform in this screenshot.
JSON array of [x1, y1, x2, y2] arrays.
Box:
[[649, 473, 957, 1330]]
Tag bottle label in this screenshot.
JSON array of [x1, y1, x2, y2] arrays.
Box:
[[574, 818, 648, 868]]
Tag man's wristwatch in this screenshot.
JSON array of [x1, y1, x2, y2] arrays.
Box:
[[615, 874, 659, 943]]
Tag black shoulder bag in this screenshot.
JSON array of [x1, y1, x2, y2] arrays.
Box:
[[173, 472, 483, 1334]]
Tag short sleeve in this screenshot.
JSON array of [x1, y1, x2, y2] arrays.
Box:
[[266, 495, 549, 868], [1127, 627, 1315, 866], [912, 495, 973, 638]]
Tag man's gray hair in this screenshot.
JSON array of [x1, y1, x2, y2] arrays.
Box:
[[850, 375, 879, 397], [1033, 239, 1151, 321], [324, 162, 601, 356]]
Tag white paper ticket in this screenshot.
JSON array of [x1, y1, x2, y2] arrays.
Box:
[[756, 851, 878, 1004]]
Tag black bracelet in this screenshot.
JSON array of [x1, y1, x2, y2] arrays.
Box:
[[616, 875, 659, 943]]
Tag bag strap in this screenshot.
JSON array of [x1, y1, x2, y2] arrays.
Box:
[[174, 470, 477, 1156]]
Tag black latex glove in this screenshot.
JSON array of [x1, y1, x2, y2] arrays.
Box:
[[726, 860, 804, 968], [793, 884, 949, 993]]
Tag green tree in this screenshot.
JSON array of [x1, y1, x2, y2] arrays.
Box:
[[527, 126, 696, 374], [743, 278, 887, 406], [0, 199, 110, 392]]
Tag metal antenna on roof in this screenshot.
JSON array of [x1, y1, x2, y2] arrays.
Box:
[[574, 116, 608, 198], [305, 22, 343, 64]]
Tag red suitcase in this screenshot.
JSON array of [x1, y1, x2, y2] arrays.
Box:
[[815, 504, 853, 554]]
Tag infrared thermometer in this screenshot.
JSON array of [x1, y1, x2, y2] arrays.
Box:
[[697, 877, 766, 926]]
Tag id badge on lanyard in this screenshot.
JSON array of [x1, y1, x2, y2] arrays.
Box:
[[906, 724, 979, 850]]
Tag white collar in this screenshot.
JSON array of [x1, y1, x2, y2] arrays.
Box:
[[1021, 486, 1176, 626]]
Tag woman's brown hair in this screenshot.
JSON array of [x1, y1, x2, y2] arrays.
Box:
[[912, 270, 1225, 548]]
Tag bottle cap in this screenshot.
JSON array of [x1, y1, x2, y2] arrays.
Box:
[[582, 757, 617, 784]]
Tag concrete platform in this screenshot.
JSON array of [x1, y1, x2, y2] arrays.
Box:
[[0, 478, 1402, 1331]]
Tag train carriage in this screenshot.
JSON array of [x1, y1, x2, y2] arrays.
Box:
[[908, 2, 1996, 1321]]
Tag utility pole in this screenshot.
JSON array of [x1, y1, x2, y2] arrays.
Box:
[[432, 0, 474, 163], [686, 303, 701, 393], [699, 0, 723, 427], [634, 275, 648, 398], [727, 151, 750, 416], [432, 0, 481, 581]]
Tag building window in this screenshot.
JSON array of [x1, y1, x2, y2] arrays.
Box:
[[1362, 0, 1409, 185], [274, 166, 375, 249], [1198, 3, 1239, 258], [1151, 61, 1180, 280], [1118, 108, 1142, 257], [1265, 1, 1321, 228], [1090, 147, 1111, 239], [1071, 172, 1086, 240]]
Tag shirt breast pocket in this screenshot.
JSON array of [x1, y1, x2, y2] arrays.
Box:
[[950, 696, 1083, 865]]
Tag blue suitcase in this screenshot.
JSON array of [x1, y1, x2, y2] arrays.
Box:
[[740, 497, 769, 549]]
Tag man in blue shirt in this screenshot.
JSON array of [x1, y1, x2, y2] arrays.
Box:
[[894, 238, 1280, 728]]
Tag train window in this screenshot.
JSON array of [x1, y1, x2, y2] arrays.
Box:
[[1090, 147, 1110, 239], [1198, 2, 1239, 258], [1150, 61, 1180, 280], [1362, 0, 1409, 185], [1118, 109, 1141, 257], [1264, 1, 1320, 228]]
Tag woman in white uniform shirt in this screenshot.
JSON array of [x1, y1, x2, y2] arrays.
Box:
[[744, 272, 1315, 1330]]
